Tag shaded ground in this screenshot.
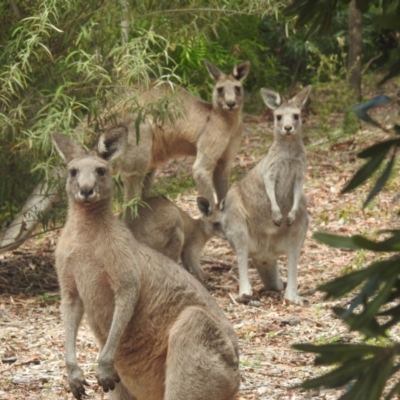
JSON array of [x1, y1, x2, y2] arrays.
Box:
[[1, 93, 400, 399]]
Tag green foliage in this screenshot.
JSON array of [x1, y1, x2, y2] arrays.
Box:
[[285, 0, 400, 83], [293, 342, 400, 399], [286, 0, 400, 35], [294, 229, 400, 398], [288, 0, 400, 386], [294, 90, 400, 397]]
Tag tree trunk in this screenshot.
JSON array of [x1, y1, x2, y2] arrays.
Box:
[[120, 0, 129, 45], [0, 169, 63, 254], [348, 0, 363, 101]]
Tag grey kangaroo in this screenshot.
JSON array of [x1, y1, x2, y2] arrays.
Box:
[[52, 133, 240, 400], [127, 196, 226, 282], [220, 86, 311, 305], [97, 59, 251, 208]]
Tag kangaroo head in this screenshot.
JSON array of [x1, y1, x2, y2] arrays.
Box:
[[205, 59, 251, 111], [53, 131, 125, 205], [260, 85, 311, 137], [196, 197, 226, 239]]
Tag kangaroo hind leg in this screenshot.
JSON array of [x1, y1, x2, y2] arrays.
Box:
[[165, 307, 240, 400], [253, 257, 284, 292]]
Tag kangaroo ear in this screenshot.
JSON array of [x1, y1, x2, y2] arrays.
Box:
[[289, 85, 312, 108], [218, 199, 226, 212], [233, 61, 251, 81], [196, 197, 211, 216], [204, 59, 224, 81], [260, 88, 282, 110], [97, 125, 128, 161], [52, 133, 86, 164]]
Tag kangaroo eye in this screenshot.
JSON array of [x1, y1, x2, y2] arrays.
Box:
[[234, 86, 241, 94], [217, 87, 224, 95], [96, 167, 106, 176], [213, 222, 221, 228], [293, 114, 299, 120], [276, 115, 282, 121], [70, 168, 77, 177]]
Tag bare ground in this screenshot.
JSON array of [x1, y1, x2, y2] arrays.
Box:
[[1, 99, 400, 399]]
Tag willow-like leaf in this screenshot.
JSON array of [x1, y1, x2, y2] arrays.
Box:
[[357, 139, 399, 159], [342, 150, 388, 193], [297, 358, 373, 389], [333, 307, 385, 337], [293, 343, 385, 365], [313, 232, 360, 249]]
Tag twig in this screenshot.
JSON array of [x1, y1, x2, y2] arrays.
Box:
[[361, 53, 383, 75], [228, 293, 238, 305]]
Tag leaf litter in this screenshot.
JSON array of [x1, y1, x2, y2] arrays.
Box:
[[1, 102, 400, 399]]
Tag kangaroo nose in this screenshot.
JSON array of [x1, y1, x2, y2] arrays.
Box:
[[226, 101, 236, 109], [284, 125, 293, 133], [79, 187, 94, 199]]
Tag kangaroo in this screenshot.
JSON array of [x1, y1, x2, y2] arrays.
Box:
[[97, 59, 251, 209], [220, 86, 311, 305], [127, 196, 225, 282], [0, 60, 249, 254], [52, 133, 240, 400]]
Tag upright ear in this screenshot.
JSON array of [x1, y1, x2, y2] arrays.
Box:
[[97, 125, 128, 162], [52, 133, 86, 164], [289, 85, 312, 108], [233, 60, 251, 81], [197, 197, 211, 217], [260, 88, 282, 110], [204, 59, 224, 81], [218, 199, 226, 212]]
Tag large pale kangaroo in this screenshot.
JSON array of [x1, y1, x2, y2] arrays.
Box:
[[52, 133, 240, 400], [220, 86, 311, 305], [98, 59, 251, 208], [127, 196, 226, 282]]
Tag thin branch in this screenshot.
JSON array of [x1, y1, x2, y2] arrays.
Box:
[[361, 53, 383, 75]]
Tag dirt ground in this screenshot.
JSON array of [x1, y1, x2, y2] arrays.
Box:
[[1, 96, 400, 399]]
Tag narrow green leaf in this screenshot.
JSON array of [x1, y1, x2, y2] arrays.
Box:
[[313, 232, 360, 249], [342, 151, 388, 193], [358, 139, 399, 159], [293, 343, 385, 365], [346, 277, 396, 334], [333, 307, 386, 337], [318, 266, 376, 298], [364, 153, 396, 207], [367, 356, 394, 399], [341, 275, 380, 318], [352, 235, 400, 252], [298, 359, 371, 389]]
